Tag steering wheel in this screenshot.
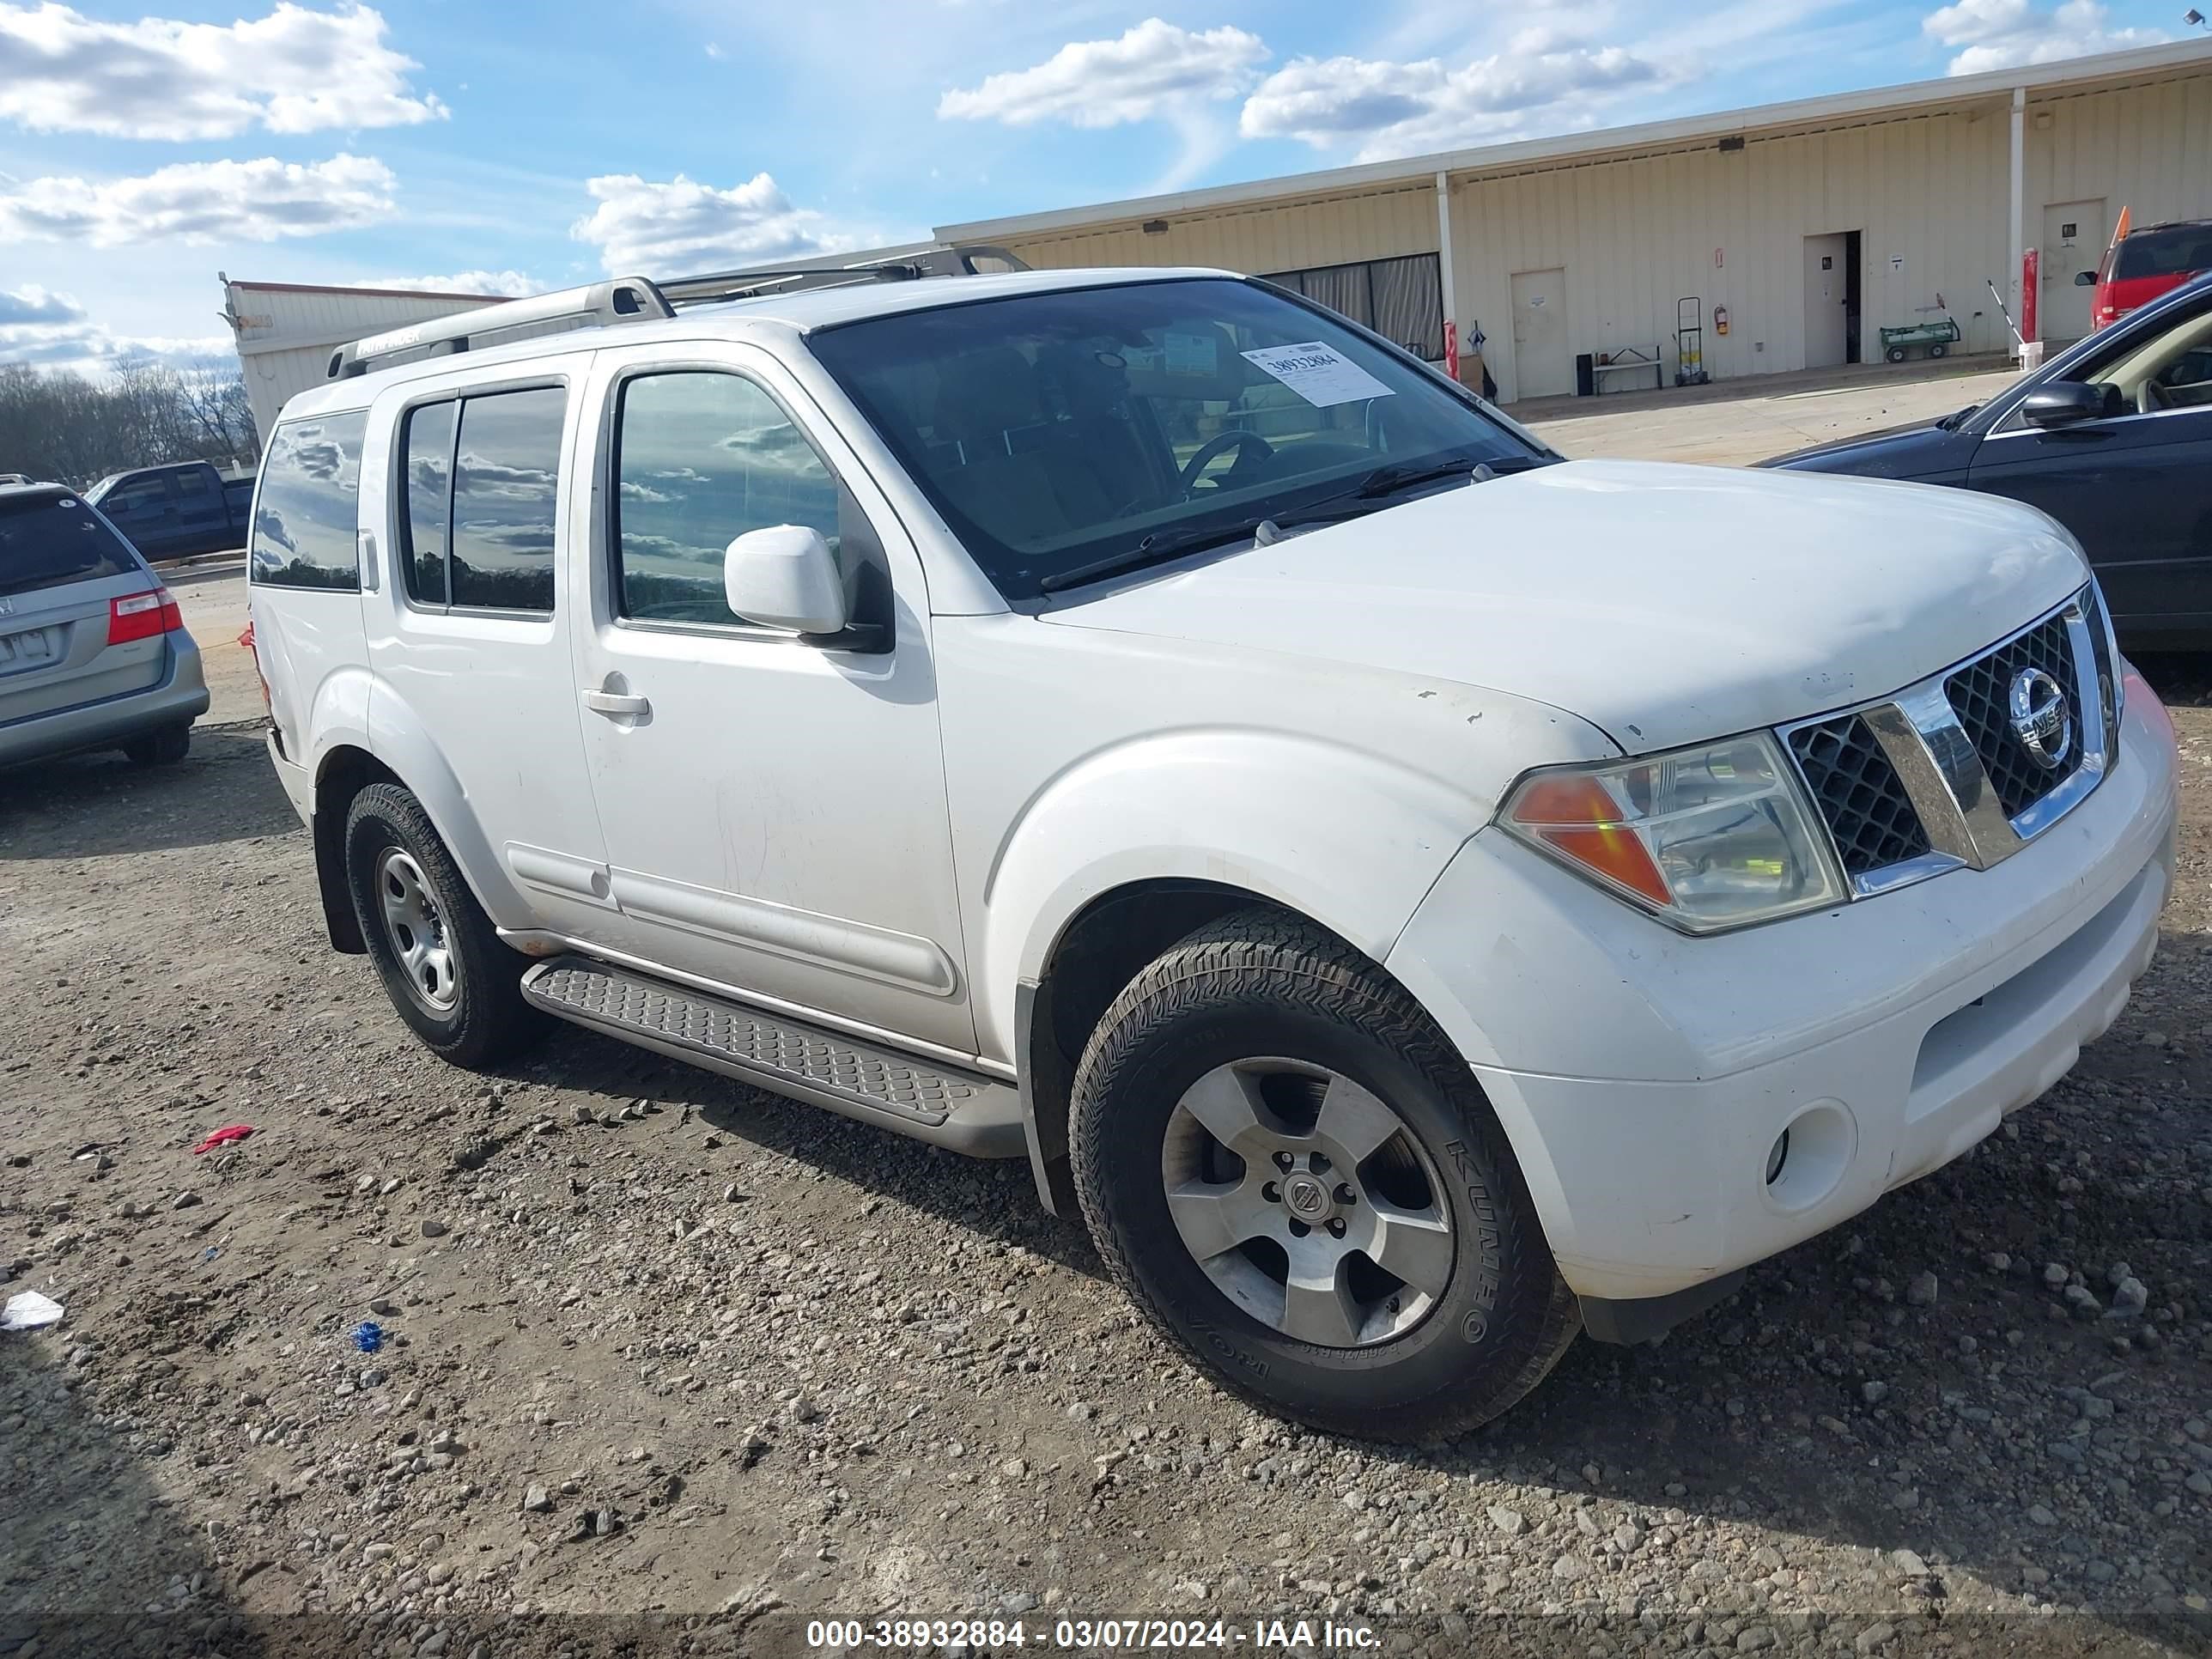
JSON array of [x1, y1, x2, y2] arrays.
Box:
[[1178, 428, 1274, 496]]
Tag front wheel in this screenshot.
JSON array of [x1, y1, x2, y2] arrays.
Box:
[[1069, 909, 1580, 1439], [344, 782, 542, 1068]]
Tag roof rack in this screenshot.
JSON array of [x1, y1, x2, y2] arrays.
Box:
[[656, 244, 1029, 308], [323, 245, 1028, 381]]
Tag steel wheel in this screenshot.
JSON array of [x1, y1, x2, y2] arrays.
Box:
[[1160, 1058, 1454, 1348], [374, 847, 459, 1014]]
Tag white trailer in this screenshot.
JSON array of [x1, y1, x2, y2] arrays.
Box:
[[221, 276, 505, 443]]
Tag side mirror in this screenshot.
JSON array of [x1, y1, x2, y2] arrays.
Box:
[[2073, 269, 2097, 286], [723, 525, 848, 636], [2020, 381, 2105, 429]]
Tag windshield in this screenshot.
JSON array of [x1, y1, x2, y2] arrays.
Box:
[[808, 276, 1536, 599], [2115, 225, 2212, 282]]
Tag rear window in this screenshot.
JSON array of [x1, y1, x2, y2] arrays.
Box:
[[251, 411, 368, 591], [2115, 226, 2212, 281], [0, 493, 137, 598]]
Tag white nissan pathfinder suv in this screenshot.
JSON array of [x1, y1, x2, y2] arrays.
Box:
[[247, 254, 2178, 1437]]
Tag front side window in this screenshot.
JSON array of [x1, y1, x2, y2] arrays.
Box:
[[449, 386, 564, 611], [252, 412, 368, 590], [612, 372, 840, 626], [101, 475, 171, 520], [808, 276, 1534, 599]]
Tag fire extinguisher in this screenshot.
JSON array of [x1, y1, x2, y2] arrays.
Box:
[[1713, 306, 1730, 336]]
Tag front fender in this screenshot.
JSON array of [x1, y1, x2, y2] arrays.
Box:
[[980, 730, 1482, 1060], [362, 680, 534, 929]]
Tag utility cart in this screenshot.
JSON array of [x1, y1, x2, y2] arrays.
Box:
[[1878, 315, 1960, 363]]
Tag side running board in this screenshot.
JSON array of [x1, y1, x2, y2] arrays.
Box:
[[520, 957, 1026, 1158]]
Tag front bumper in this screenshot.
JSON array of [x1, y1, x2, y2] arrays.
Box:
[[1387, 683, 2179, 1310]]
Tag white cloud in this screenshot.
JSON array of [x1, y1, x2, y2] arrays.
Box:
[[356, 270, 541, 298], [0, 1, 447, 141], [938, 18, 1269, 128], [1240, 29, 1679, 161], [0, 155, 395, 246], [1923, 0, 2163, 74], [570, 172, 866, 275], [0, 283, 78, 326], [0, 283, 228, 370]]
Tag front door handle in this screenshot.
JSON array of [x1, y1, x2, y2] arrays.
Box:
[[582, 688, 651, 718]]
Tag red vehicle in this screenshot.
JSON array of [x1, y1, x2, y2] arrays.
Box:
[[2082, 217, 2212, 330]]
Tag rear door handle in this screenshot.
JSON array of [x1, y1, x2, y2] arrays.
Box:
[[582, 688, 651, 717]]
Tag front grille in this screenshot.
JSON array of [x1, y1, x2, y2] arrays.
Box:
[[1781, 588, 2106, 897], [1787, 714, 1930, 877], [1942, 609, 2081, 818]]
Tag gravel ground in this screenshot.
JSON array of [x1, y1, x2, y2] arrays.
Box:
[[3, 684, 2210, 1659]]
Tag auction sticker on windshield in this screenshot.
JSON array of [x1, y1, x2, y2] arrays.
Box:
[[1239, 342, 1395, 407]]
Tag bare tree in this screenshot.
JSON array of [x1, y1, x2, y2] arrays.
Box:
[[0, 356, 258, 488]]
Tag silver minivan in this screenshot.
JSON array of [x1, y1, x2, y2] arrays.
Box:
[[0, 482, 209, 770]]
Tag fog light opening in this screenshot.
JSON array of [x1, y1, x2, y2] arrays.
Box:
[[1761, 1100, 1855, 1214]]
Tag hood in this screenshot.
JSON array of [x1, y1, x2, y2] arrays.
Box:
[[1760, 417, 1978, 477], [1041, 459, 2088, 755]]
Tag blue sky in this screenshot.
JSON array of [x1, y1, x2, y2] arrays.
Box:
[[0, 0, 2193, 371]]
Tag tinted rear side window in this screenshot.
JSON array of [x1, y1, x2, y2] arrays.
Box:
[[399, 400, 456, 605], [252, 412, 368, 590], [450, 387, 564, 612], [2116, 227, 2212, 280], [0, 493, 137, 598]]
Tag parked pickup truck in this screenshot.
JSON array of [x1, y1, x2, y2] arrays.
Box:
[[250, 261, 2178, 1438], [84, 460, 255, 562]]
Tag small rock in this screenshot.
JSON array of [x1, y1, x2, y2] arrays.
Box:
[[1891, 1549, 1928, 1577], [173, 1191, 202, 1210], [368, 1297, 396, 1317], [2063, 1284, 2101, 1318], [523, 1484, 550, 1513], [1906, 1272, 1938, 1307], [2027, 1503, 2057, 1527], [1862, 1381, 1890, 1406], [1487, 1505, 1528, 1537], [2109, 1277, 2148, 1316], [2043, 1262, 2070, 1289], [2142, 1030, 2168, 1047], [571, 1105, 593, 1126], [1550, 1553, 1590, 1583], [591, 1509, 619, 1538], [1001, 1592, 1039, 1614], [1737, 1628, 1776, 1652], [1984, 1252, 2010, 1272], [419, 1219, 448, 1239], [1855, 1623, 1896, 1654]]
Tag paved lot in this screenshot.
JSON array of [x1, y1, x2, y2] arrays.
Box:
[[7, 366, 2206, 1657]]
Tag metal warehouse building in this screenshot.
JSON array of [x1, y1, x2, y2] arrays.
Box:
[[221, 277, 507, 441], [923, 39, 2212, 404]]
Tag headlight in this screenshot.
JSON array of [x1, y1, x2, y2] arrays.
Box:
[[1499, 732, 1847, 933]]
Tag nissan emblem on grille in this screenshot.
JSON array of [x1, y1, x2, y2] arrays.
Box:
[[2008, 666, 2072, 772]]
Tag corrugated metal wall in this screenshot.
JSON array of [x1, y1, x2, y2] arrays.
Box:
[[1451, 106, 2014, 400], [994, 68, 2208, 404], [2026, 75, 2212, 230], [229, 286, 495, 440], [1003, 185, 1439, 276]]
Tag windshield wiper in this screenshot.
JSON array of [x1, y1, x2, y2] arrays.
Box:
[[1278, 451, 1543, 526], [1936, 404, 1982, 431], [1036, 520, 1274, 594], [1034, 453, 1544, 596]]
